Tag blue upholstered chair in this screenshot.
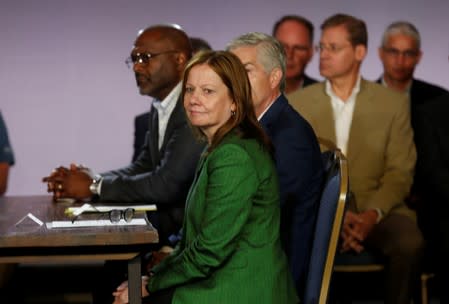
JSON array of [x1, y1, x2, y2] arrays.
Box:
[[303, 150, 349, 304]]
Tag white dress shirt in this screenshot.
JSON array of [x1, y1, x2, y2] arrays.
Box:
[[152, 83, 181, 150], [325, 76, 361, 156], [326, 76, 383, 222]]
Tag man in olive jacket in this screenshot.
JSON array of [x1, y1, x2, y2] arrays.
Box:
[[289, 14, 424, 304]]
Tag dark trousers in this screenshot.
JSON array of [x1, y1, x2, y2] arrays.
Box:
[[147, 208, 184, 248], [93, 260, 128, 304], [438, 215, 449, 303], [94, 253, 173, 304], [365, 213, 424, 304]]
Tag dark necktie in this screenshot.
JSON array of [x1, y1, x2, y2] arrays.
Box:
[[151, 107, 159, 150]]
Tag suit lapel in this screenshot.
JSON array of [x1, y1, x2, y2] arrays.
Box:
[[149, 96, 183, 165], [161, 96, 183, 148], [312, 88, 337, 151], [259, 95, 287, 136], [346, 79, 373, 160], [149, 107, 160, 165], [185, 149, 207, 208]]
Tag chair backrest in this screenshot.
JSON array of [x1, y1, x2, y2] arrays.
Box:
[[303, 150, 349, 304], [320, 150, 336, 175]]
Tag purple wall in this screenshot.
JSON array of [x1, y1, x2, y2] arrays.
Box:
[[2, 0, 448, 195]]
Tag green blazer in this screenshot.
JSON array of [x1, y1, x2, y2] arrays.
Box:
[[289, 80, 416, 219], [148, 132, 298, 303]]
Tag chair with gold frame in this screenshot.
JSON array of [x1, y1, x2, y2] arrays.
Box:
[[303, 150, 349, 304]]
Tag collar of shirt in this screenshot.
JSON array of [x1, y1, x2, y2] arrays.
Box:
[[257, 93, 280, 121], [381, 75, 412, 96], [325, 75, 361, 102], [152, 82, 181, 149], [325, 75, 361, 156], [152, 82, 181, 113]]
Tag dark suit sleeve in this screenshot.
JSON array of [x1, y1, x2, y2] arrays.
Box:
[[132, 112, 150, 162], [274, 119, 322, 208], [273, 112, 323, 291], [132, 115, 140, 163], [99, 122, 203, 204], [415, 101, 449, 206], [0, 112, 15, 165]]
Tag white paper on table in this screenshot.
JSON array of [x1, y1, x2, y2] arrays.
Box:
[[46, 218, 148, 229], [65, 204, 157, 216]]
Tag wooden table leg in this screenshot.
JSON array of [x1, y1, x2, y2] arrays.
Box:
[[128, 254, 142, 304]]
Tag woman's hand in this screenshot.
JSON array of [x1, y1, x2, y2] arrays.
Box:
[[112, 276, 150, 303]]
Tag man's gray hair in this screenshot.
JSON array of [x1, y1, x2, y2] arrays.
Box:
[[381, 21, 421, 49], [227, 32, 287, 92]]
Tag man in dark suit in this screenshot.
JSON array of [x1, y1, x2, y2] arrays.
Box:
[[378, 21, 449, 274], [414, 92, 449, 303], [42, 24, 205, 304], [43, 24, 204, 246], [272, 15, 318, 95], [377, 21, 448, 130], [131, 36, 212, 162], [228, 32, 324, 298]]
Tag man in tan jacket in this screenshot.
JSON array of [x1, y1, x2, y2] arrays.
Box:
[[289, 14, 424, 304]]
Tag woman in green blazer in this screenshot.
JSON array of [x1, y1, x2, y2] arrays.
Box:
[[113, 51, 298, 304]]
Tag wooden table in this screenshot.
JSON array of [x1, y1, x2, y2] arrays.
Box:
[[0, 195, 159, 304]]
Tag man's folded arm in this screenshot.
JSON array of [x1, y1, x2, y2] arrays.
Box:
[[364, 94, 416, 214], [100, 125, 204, 204]]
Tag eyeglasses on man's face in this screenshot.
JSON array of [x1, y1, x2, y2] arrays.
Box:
[[382, 47, 419, 59], [125, 50, 178, 68], [315, 43, 352, 54]]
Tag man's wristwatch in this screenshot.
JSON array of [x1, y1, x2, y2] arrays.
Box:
[[89, 174, 102, 195]]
